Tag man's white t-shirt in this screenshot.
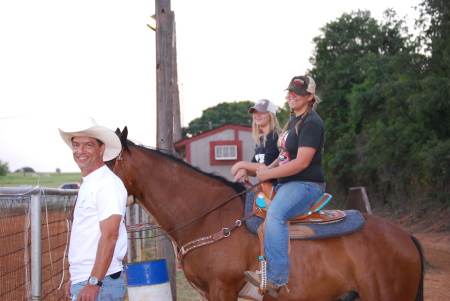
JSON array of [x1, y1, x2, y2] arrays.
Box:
[[69, 165, 128, 284]]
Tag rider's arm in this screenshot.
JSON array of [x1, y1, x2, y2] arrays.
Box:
[[256, 147, 315, 182]]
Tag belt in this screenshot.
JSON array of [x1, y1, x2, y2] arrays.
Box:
[[109, 271, 122, 279]]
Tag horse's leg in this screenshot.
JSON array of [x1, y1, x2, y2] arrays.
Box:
[[183, 229, 259, 301], [207, 280, 241, 301]]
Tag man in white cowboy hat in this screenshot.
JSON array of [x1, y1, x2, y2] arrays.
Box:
[[60, 117, 127, 301]]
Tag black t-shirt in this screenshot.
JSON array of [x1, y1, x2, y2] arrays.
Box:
[[251, 131, 279, 165], [251, 131, 279, 184], [277, 111, 325, 184]]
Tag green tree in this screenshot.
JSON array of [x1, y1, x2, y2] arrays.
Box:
[[363, 0, 450, 204], [309, 4, 449, 206], [415, 0, 450, 76], [410, 0, 450, 203], [183, 101, 255, 138], [310, 10, 411, 198], [0, 160, 10, 176], [183, 100, 291, 138], [14, 167, 35, 173], [276, 101, 291, 127]]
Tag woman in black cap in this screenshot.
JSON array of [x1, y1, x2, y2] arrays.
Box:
[[244, 76, 325, 298]]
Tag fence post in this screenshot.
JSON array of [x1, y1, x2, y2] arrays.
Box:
[[126, 206, 132, 263], [134, 204, 142, 261], [345, 187, 372, 214], [30, 193, 42, 300]]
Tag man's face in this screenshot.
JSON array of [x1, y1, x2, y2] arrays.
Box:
[[71, 136, 105, 176]]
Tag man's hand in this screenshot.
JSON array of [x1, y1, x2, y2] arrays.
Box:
[[65, 280, 72, 299], [76, 284, 100, 301]]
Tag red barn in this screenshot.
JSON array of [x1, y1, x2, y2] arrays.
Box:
[[174, 124, 254, 182]]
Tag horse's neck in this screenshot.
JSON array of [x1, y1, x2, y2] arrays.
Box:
[[129, 148, 239, 243]]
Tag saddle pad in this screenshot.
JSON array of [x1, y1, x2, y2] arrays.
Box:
[[290, 209, 365, 240], [244, 194, 365, 240]]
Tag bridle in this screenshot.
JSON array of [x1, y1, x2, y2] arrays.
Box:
[[112, 151, 133, 189]]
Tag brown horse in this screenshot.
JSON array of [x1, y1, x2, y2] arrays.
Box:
[[109, 127, 424, 301]]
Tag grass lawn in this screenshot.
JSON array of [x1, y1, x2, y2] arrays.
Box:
[[0, 172, 82, 188]]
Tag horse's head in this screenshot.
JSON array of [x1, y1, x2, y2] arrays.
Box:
[[105, 126, 135, 192], [105, 126, 128, 170], [115, 126, 129, 151]]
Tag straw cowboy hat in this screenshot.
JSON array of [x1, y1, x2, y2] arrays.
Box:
[[59, 117, 121, 162]]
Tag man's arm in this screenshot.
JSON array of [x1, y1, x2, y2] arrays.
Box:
[[76, 214, 122, 301]]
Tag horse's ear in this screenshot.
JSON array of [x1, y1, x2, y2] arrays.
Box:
[[115, 128, 121, 135], [118, 126, 128, 146]]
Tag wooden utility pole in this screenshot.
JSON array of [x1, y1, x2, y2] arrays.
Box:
[[155, 0, 179, 299], [156, 0, 174, 151], [172, 15, 182, 143]]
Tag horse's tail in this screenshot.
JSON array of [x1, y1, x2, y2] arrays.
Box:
[[411, 235, 424, 301]]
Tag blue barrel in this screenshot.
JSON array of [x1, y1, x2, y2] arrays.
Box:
[[124, 259, 172, 300]]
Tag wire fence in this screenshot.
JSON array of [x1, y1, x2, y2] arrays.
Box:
[[0, 187, 76, 301], [0, 194, 31, 300]]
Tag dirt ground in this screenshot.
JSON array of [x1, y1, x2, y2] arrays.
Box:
[[378, 207, 450, 301]]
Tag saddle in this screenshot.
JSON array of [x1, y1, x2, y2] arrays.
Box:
[[241, 183, 365, 298], [252, 182, 346, 224]]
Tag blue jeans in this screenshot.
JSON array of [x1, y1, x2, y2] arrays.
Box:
[[70, 273, 126, 301], [264, 181, 324, 286]]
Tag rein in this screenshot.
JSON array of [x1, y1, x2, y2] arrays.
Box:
[[112, 151, 262, 240]]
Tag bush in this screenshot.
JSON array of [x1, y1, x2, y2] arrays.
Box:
[[0, 160, 10, 176], [14, 167, 35, 173]]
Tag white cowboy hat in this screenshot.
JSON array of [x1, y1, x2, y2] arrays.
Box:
[[58, 117, 121, 162]]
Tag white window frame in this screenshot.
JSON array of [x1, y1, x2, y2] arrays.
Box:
[[215, 145, 238, 160]]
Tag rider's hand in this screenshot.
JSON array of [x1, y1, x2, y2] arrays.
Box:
[[256, 165, 271, 182], [233, 169, 247, 182], [231, 162, 243, 176]]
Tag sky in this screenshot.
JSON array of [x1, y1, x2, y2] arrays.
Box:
[[0, 0, 421, 174]]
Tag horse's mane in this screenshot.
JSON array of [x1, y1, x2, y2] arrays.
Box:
[[125, 139, 247, 195]]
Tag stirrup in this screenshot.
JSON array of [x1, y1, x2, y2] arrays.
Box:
[[244, 271, 281, 298]]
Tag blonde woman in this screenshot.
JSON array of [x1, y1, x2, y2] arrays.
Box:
[[231, 99, 281, 183]]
